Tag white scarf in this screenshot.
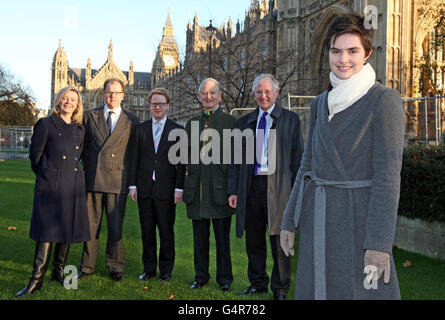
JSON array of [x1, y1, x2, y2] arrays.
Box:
[[328, 63, 376, 121]]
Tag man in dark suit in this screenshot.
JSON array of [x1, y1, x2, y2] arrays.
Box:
[[227, 74, 304, 300], [79, 78, 139, 281], [128, 88, 185, 281]]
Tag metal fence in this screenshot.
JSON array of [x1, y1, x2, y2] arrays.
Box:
[[0, 126, 33, 160], [402, 95, 445, 145], [231, 94, 445, 146]]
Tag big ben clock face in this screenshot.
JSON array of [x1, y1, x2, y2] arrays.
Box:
[[163, 55, 175, 67]]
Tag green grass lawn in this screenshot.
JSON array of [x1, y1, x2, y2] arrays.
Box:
[[0, 160, 444, 300]]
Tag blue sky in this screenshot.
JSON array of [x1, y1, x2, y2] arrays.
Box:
[[0, 0, 250, 109]]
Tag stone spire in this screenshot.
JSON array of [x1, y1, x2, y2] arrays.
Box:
[[128, 60, 134, 85], [108, 39, 113, 61], [86, 57, 92, 83], [51, 39, 69, 105], [163, 9, 174, 36]]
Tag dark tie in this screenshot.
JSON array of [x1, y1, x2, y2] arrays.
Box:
[[254, 111, 268, 176], [106, 111, 114, 135]]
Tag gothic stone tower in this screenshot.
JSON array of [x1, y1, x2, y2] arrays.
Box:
[[151, 11, 180, 88], [51, 40, 69, 106]]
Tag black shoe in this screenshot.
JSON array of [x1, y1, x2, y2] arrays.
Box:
[[220, 283, 231, 292], [75, 272, 93, 279], [138, 272, 156, 280], [190, 281, 205, 289], [239, 285, 268, 295], [110, 273, 124, 281], [158, 273, 171, 281], [273, 289, 287, 300]]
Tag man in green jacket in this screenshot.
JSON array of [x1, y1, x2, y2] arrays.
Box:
[[183, 78, 237, 292]]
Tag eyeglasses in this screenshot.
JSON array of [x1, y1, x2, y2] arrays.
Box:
[[105, 91, 123, 96], [150, 103, 168, 108]]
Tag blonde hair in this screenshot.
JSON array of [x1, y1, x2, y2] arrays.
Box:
[[53, 86, 84, 125], [149, 87, 170, 104]]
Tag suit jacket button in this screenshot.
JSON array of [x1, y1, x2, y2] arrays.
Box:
[[76, 146, 80, 150], [74, 168, 78, 172]]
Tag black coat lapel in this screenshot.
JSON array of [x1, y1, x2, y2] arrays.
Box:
[[145, 119, 155, 155], [156, 119, 172, 156]]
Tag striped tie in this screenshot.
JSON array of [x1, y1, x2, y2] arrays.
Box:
[[106, 111, 114, 135], [152, 121, 162, 180]]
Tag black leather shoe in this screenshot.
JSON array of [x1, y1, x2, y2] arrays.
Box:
[[139, 272, 156, 280], [158, 273, 171, 281], [273, 289, 287, 300], [110, 273, 124, 281], [190, 281, 205, 289], [220, 283, 231, 292], [239, 285, 268, 295], [75, 272, 93, 279]]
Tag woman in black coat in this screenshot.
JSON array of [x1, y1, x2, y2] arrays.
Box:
[[16, 86, 90, 298]]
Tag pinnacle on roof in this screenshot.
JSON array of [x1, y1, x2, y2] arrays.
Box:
[[165, 8, 173, 27]]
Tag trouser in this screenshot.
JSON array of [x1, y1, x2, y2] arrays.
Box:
[[137, 183, 176, 275], [80, 192, 127, 275], [192, 216, 233, 285], [245, 174, 291, 292]]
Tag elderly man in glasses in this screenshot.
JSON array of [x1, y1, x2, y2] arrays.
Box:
[[182, 78, 237, 292], [227, 74, 304, 300]]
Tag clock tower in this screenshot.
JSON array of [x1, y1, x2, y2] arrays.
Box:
[[152, 10, 180, 87]]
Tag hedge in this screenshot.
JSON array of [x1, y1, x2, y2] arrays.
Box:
[[398, 144, 445, 223]]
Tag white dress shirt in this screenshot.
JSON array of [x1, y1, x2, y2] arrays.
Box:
[[256, 104, 275, 173], [104, 104, 122, 134]]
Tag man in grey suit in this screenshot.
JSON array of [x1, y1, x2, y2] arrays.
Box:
[[79, 78, 139, 281]]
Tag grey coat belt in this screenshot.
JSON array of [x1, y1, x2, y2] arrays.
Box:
[[293, 171, 372, 300]]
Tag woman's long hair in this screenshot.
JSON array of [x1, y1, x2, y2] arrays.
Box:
[[52, 86, 84, 125]]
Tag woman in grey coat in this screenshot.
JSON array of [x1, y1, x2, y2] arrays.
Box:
[[280, 13, 404, 299]]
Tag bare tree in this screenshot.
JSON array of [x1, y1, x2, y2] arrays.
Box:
[[0, 64, 36, 126], [171, 31, 299, 117]]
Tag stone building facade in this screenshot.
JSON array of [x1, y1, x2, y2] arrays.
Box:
[[152, 0, 445, 138], [51, 40, 152, 121]]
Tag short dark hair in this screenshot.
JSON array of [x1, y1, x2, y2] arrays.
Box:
[[103, 78, 125, 93], [325, 12, 375, 56], [149, 87, 170, 104]]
